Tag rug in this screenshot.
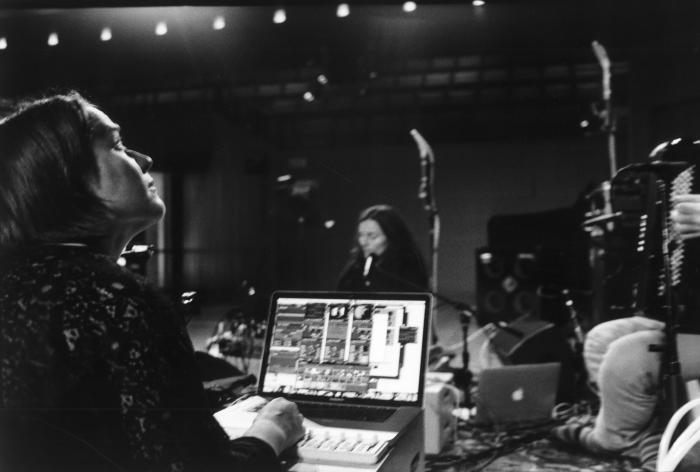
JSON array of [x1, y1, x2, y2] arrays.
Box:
[[426, 417, 645, 472]]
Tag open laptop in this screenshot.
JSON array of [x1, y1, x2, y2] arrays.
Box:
[[251, 290, 432, 433], [472, 362, 561, 425]]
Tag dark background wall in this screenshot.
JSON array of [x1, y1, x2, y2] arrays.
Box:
[[269, 137, 609, 297], [147, 107, 610, 322]]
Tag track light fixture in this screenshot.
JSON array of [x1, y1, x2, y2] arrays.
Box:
[[273, 8, 287, 24], [336, 4, 350, 18]]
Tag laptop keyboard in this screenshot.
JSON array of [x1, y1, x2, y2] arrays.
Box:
[[297, 402, 395, 422]]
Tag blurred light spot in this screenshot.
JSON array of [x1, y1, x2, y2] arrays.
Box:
[[100, 27, 112, 41], [0, 37, 7, 50], [248, 287, 256, 296], [473, 0, 485, 5], [303, 91, 315, 102], [277, 174, 292, 183], [580, 119, 589, 128], [337, 4, 350, 17], [273, 8, 286, 24], [403, 2, 417, 12], [213, 16, 226, 30], [324, 220, 336, 229], [155, 21, 168, 36], [479, 252, 493, 264], [47, 32, 59, 46], [117, 257, 127, 267], [317, 74, 329, 85]]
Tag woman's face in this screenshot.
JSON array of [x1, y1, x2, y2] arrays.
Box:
[[357, 218, 388, 258], [87, 106, 165, 232]]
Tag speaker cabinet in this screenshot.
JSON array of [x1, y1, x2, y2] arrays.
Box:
[[476, 247, 540, 326]]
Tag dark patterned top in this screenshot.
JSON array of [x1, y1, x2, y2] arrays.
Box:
[[0, 244, 279, 472]]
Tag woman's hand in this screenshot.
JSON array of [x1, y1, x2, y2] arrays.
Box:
[[672, 194, 700, 240], [244, 397, 305, 456]]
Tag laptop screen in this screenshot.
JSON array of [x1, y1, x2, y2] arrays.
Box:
[[258, 291, 432, 407]]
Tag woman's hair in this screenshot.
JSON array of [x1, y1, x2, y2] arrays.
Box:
[[351, 204, 427, 270], [0, 91, 112, 249]]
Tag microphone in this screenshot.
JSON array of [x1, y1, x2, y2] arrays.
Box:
[[410, 129, 433, 206], [591, 40, 611, 100], [363, 254, 374, 278], [410, 128, 432, 159]]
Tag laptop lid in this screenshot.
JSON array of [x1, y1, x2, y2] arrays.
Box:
[[474, 362, 561, 424], [258, 291, 432, 409]]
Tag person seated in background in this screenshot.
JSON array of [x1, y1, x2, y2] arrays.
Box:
[[0, 92, 304, 472], [337, 204, 428, 292], [551, 193, 700, 471]]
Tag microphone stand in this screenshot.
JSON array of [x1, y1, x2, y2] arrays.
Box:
[[409, 129, 475, 384], [592, 40, 617, 178], [410, 129, 441, 346], [430, 289, 475, 391], [586, 41, 617, 326]]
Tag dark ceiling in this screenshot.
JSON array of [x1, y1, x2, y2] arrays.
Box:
[[0, 1, 681, 149]]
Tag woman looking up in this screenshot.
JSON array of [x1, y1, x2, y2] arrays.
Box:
[[0, 92, 304, 472]]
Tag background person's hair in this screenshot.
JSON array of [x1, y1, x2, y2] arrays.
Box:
[[0, 91, 112, 249], [351, 204, 427, 270]]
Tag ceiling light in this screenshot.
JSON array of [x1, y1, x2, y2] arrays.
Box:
[[213, 16, 226, 30], [303, 91, 315, 102], [155, 21, 168, 36], [100, 27, 112, 42], [403, 2, 417, 12], [47, 32, 59, 46], [273, 8, 286, 24], [0, 37, 6, 50], [336, 4, 350, 18], [472, 0, 485, 6]]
